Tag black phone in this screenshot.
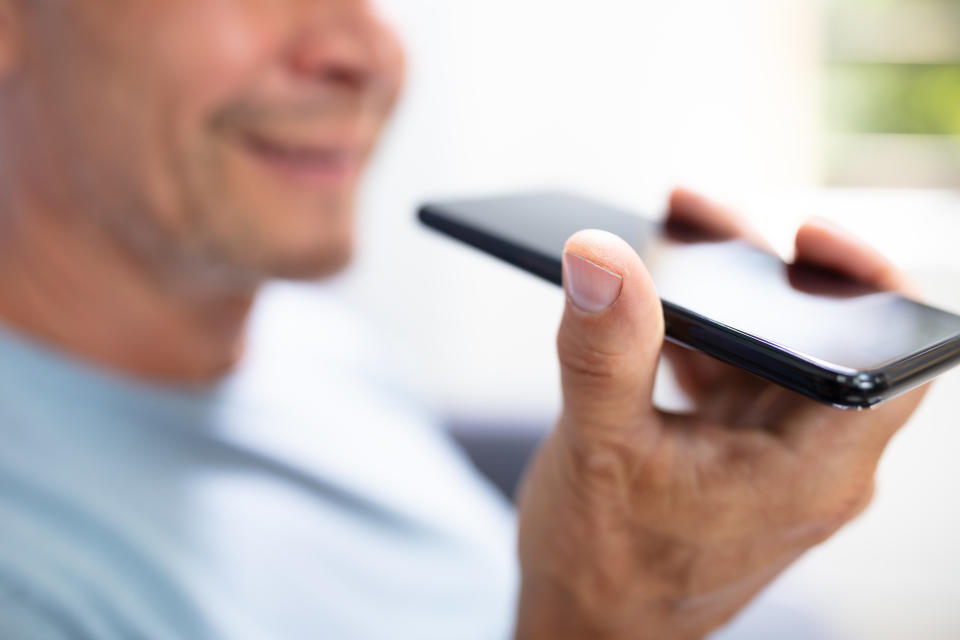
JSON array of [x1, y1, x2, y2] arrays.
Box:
[[418, 191, 960, 409]]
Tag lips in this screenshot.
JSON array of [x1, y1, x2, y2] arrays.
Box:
[[241, 131, 361, 187]]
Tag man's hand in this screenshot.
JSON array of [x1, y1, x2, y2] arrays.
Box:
[[514, 188, 927, 640]]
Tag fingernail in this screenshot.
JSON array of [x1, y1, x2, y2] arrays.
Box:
[[563, 253, 623, 313]]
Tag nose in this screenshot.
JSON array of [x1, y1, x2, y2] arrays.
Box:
[[287, 4, 387, 94]]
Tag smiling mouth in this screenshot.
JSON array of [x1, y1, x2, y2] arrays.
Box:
[[241, 132, 361, 187]]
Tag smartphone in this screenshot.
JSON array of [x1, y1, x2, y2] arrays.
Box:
[[418, 191, 960, 409]]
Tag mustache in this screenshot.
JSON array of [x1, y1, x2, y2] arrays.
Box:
[[212, 85, 393, 130]]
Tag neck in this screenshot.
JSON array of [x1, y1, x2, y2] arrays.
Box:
[[0, 199, 257, 385]]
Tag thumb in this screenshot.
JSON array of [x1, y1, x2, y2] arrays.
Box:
[[557, 230, 665, 447]]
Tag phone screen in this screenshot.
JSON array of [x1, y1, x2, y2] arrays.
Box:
[[424, 192, 960, 373]]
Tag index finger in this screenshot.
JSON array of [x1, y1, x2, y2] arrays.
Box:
[[667, 187, 773, 251], [794, 218, 917, 297]]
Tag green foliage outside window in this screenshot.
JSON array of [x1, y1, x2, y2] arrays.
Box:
[[827, 63, 960, 135]]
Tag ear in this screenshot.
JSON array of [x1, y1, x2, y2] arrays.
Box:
[[0, 0, 24, 79]]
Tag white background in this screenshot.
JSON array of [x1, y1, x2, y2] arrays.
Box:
[[332, 1, 960, 637]]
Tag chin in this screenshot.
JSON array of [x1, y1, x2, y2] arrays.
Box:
[[191, 182, 361, 283], [263, 236, 356, 281]]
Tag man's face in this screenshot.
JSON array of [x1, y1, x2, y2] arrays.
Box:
[[3, 0, 404, 282]]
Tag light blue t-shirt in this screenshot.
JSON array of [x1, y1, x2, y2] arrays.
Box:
[[0, 283, 518, 640]]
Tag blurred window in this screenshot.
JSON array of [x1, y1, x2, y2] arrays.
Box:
[[825, 0, 960, 187]]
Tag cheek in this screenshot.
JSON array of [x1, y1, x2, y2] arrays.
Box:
[[131, 4, 288, 226], [143, 3, 286, 167], [375, 21, 408, 110]]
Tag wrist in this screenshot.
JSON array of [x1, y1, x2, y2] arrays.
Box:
[[514, 575, 706, 640], [514, 551, 798, 640]]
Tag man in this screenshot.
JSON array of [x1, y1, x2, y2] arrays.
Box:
[[0, 1, 927, 639]]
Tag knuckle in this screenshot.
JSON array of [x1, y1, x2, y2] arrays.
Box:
[[557, 330, 631, 382]]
